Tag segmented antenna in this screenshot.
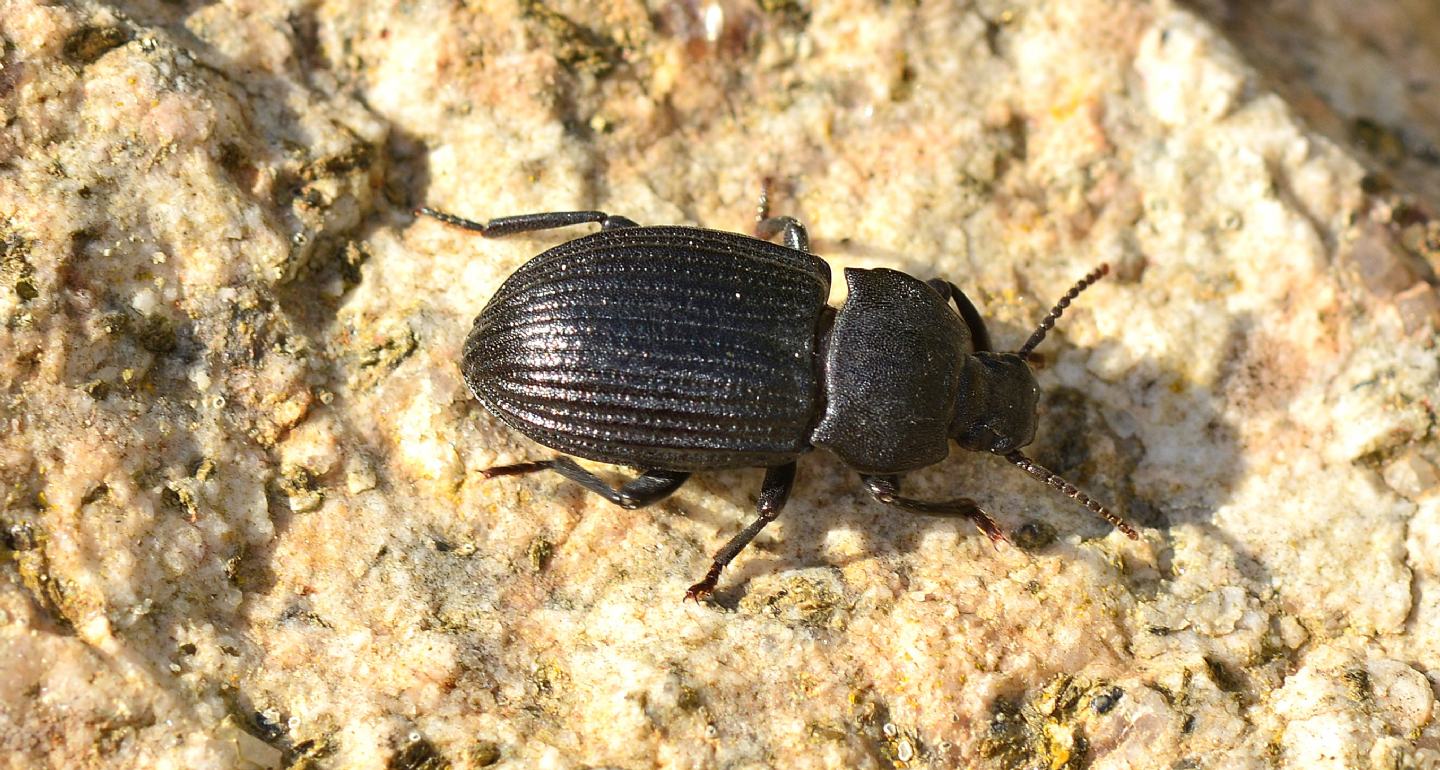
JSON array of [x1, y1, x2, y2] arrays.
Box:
[[1004, 451, 1139, 539], [1017, 263, 1110, 357]]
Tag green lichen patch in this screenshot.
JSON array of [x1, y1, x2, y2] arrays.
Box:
[[527, 536, 554, 571], [192, 457, 217, 482], [520, 1, 623, 77], [14, 540, 78, 635], [758, 0, 810, 28], [284, 735, 337, 770], [390, 733, 450, 770], [134, 312, 179, 354], [850, 692, 926, 768], [275, 465, 324, 513], [299, 143, 377, 182], [738, 571, 847, 628], [349, 321, 418, 391], [161, 482, 202, 521], [97, 312, 131, 335], [1351, 117, 1410, 167], [1, 228, 37, 303], [1341, 668, 1371, 704], [979, 675, 1095, 770], [1012, 520, 1058, 551], [468, 740, 501, 766], [82, 379, 111, 400], [13, 276, 37, 301], [337, 240, 370, 288]]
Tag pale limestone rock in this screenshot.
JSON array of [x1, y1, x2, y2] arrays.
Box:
[[3, 0, 1440, 768]]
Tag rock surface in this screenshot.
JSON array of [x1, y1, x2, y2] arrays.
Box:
[[2, 0, 1439, 768]]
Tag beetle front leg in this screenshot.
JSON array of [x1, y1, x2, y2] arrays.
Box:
[[926, 279, 994, 352], [415, 208, 640, 236], [861, 474, 1007, 543], [755, 216, 810, 252], [483, 457, 688, 508], [751, 178, 811, 252], [685, 462, 798, 602]]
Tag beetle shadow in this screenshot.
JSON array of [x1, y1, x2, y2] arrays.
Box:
[[1176, 0, 1440, 204], [686, 312, 1255, 608]]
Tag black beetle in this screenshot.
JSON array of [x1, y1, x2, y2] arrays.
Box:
[[416, 197, 1138, 600]]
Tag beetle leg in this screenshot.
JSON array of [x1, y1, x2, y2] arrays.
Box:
[[926, 279, 994, 352], [755, 216, 810, 253], [483, 457, 688, 509], [685, 462, 797, 602], [599, 215, 642, 230], [860, 474, 1007, 543], [414, 208, 639, 236]]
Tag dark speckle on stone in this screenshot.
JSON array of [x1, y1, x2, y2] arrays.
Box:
[[470, 740, 500, 766], [64, 26, 132, 65], [5, 522, 38, 552], [135, 313, 178, 354], [251, 710, 285, 743], [391, 733, 449, 770], [1012, 520, 1057, 551], [1091, 685, 1123, 714], [527, 537, 554, 571]]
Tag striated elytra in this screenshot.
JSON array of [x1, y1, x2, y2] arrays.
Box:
[[416, 200, 1139, 601]]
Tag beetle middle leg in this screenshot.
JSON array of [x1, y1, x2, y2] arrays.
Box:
[[685, 462, 798, 602], [860, 474, 1006, 543], [483, 457, 688, 509], [415, 208, 641, 236]]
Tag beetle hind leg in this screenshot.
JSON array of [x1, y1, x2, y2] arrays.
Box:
[[861, 474, 1007, 543], [482, 457, 688, 509], [414, 208, 640, 236], [686, 462, 798, 602]]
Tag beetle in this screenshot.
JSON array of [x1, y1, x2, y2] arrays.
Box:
[[416, 197, 1138, 600]]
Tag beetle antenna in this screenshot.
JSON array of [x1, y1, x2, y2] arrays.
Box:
[[1016, 264, 1109, 357], [1003, 450, 1139, 539]]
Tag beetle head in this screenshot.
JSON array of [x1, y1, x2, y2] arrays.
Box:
[[980, 263, 1140, 540], [950, 352, 1039, 454], [948, 263, 1114, 455]]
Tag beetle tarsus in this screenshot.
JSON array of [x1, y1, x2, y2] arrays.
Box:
[[480, 461, 553, 479], [482, 457, 690, 508], [684, 572, 720, 603], [685, 462, 797, 600]]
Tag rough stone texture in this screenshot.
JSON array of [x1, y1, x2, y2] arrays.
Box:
[[2, 1, 1439, 769], [1185, 0, 1440, 203]]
